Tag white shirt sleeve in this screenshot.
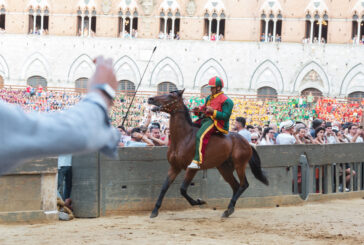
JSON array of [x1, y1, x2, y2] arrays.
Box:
[[0, 92, 120, 175]]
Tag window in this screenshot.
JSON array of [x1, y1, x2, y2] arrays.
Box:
[[157, 82, 177, 95], [28, 7, 49, 34], [260, 11, 282, 42], [75, 77, 88, 89], [305, 11, 328, 44], [0, 7, 5, 31], [352, 13, 364, 44], [77, 9, 97, 36], [301, 88, 323, 98], [204, 11, 225, 41], [257, 86, 278, 100], [27, 76, 47, 88], [118, 9, 138, 38], [348, 91, 364, 101], [159, 10, 180, 39], [118, 80, 135, 95]]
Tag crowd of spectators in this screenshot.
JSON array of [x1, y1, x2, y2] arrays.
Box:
[[1, 86, 363, 149]]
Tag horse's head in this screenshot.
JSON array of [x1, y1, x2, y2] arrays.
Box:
[[148, 89, 185, 114]]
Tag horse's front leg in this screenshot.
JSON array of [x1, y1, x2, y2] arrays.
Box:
[[150, 167, 181, 218], [180, 168, 207, 206]]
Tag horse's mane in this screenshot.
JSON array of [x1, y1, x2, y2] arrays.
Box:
[[182, 100, 200, 128]]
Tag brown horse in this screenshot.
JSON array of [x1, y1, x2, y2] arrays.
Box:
[[148, 90, 268, 218]]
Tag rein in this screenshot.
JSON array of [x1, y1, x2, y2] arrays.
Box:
[[159, 98, 187, 114]]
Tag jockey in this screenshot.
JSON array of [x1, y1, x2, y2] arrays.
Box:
[[187, 76, 234, 169]]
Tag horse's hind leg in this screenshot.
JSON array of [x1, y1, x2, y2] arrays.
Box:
[[217, 161, 240, 196], [180, 168, 206, 206], [150, 167, 181, 218], [222, 162, 250, 218]]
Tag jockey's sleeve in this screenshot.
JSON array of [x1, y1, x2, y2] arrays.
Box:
[[212, 98, 234, 121]]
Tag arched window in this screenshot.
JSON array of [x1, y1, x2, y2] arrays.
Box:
[[157, 82, 177, 95], [75, 77, 88, 90], [204, 11, 225, 41], [118, 9, 138, 38], [27, 76, 47, 88], [352, 13, 364, 44], [159, 10, 180, 39], [348, 91, 364, 101], [301, 88, 322, 97], [0, 7, 5, 31], [201, 85, 210, 96], [260, 11, 282, 42], [305, 11, 329, 44], [0, 75, 4, 88], [28, 6, 49, 34], [118, 80, 135, 95], [77, 9, 97, 37], [257, 86, 278, 100]]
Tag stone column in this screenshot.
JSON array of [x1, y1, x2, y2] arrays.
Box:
[[318, 18, 322, 44], [88, 15, 92, 37], [41, 13, 44, 33], [310, 19, 314, 43], [171, 17, 175, 39], [273, 18, 277, 42], [264, 18, 269, 42], [81, 15, 85, 36], [130, 17, 133, 38], [357, 19, 361, 44], [216, 17, 220, 41], [163, 16, 167, 39], [33, 13, 36, 34], [208, 17, 212, 40], [122, 16, 125, 38]]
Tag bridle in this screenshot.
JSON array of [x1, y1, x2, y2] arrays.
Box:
[[158, 98, 185, 114]]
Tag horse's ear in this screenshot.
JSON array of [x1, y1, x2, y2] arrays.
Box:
[[177, 89, 185, 97]]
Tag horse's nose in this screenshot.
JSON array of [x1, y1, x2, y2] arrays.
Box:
[[148, 98, 154, 104]]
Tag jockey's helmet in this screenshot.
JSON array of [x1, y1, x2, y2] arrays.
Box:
[[207, 76, 224, 88]]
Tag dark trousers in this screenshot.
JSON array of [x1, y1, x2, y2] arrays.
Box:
[[58, 166, 72, 200]]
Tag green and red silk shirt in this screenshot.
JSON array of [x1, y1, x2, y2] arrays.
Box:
[[197, 92, 234, 134]]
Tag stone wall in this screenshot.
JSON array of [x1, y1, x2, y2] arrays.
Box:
[[1, 35, 364, 97]]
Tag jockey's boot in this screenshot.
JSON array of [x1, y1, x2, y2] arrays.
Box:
[[187, 162, 200, 169]]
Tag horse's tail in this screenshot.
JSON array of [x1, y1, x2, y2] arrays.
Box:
[[249, 146, 269, 185]]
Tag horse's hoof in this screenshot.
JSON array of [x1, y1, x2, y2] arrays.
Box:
[[221, 207, 234, 218], [150, 210, 159, 218], [197, 198, 207, 205]]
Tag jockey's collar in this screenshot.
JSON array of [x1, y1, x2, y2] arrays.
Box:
[[211, 91, 224, 99]]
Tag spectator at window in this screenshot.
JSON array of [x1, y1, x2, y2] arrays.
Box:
[[276, 120, 296, 145], [211, 33, 216, 41], [259, 127, 275, 145], [346, 124, 363, 143], [124, 127, 154, 147], [235, 117, 251, 142], [260, 33, 265, 42], [175, 32, 180, 40], [219, 34, 224, 41], [158, 31, 164, 39]]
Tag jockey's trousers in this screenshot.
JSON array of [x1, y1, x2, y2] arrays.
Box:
[[192, 118, 216, 165]]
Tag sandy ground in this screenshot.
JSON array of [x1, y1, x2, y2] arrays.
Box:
[[0, 198, 363, 245]]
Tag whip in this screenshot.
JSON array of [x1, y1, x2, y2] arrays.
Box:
[[121, 46, 157, 127]]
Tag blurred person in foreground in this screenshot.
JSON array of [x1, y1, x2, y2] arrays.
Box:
[[0, 57, 120, 175]]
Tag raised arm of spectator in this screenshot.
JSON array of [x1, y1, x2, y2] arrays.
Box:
[[0, 57, 120, 175], [351, 129, 362, 143], [142, 109, 152, 128], [140, 133, 154, 146]]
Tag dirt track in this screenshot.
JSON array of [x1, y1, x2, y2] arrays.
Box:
[[0, 198, 363, 245]]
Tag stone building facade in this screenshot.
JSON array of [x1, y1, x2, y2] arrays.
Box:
[[0, 0, 364, 98]]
